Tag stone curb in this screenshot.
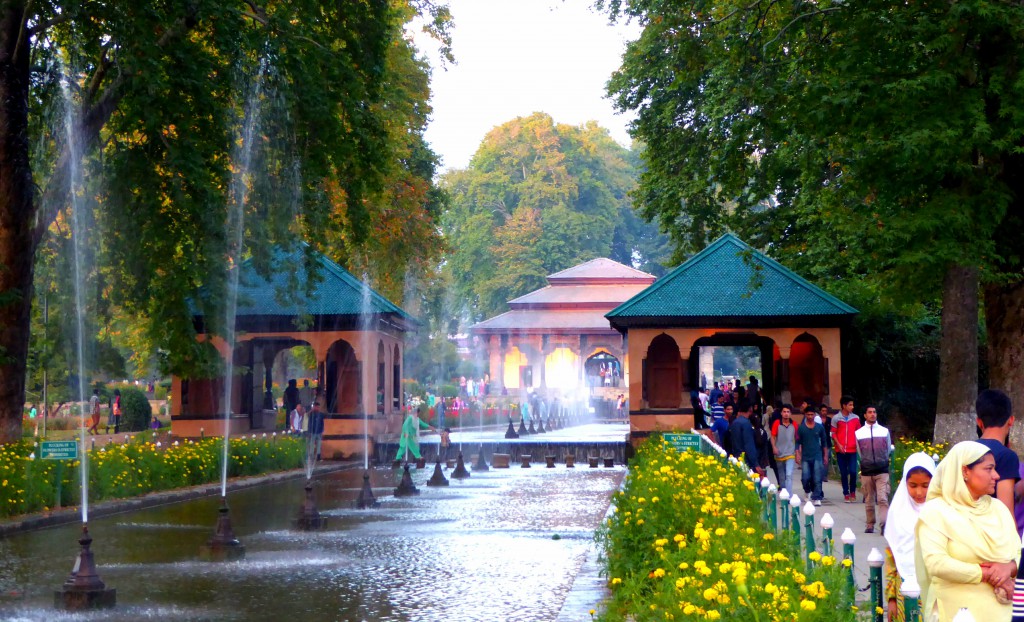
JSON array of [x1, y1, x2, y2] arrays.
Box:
[[0, 461, 359, 536]]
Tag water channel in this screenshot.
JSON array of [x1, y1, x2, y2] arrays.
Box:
[[0, 465, 623, 621]]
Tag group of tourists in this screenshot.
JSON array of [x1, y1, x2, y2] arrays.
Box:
[[882, 389, 1024, 622], [281, 378, 326, 458], [85, 387, 122, 435]]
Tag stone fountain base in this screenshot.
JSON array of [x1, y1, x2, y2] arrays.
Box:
[[294, 482, 326, 530], [199, 500, 246, 561], [54, 526, 116, 611]]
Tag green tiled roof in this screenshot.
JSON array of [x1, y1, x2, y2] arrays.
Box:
[[194, 245, 410, 320], [606, 233, 857, 322]]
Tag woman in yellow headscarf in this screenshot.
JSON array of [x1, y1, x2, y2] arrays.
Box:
[[915, 440, 1021, 621]]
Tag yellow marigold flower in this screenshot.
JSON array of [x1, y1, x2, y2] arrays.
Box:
[[800, 600, 816, 611], [703, 588, 719, 601], [683, 604, 696, 615], [759, 553, 773, 563], [821, 556, 835, 566], [705, 610, 721, 620], [718, 563, 732, 574], [808, 551, 821, 562], [653, 568, 666, 578], [714, 527, 726, 536], [842, 558, 853, 568], [762, 533, 774, 541], [611, 577, 621, 585]]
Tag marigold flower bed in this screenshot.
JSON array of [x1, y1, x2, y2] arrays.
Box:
[[597, 437, 856, 621], [0, 434, 304, 518]]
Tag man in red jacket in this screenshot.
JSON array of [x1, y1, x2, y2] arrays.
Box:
[[831, 395, 861, 502]]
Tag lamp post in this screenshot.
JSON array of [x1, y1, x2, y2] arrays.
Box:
[[901, 576, 921, 622], [802, 500, 816, 569], [867, 547, 884, 622], [841, 527, 857, 599], [789, 493, 802, 548], [767, 484, 778, 531], [779, 489, 791, 531], [819, 512, 834, 557]]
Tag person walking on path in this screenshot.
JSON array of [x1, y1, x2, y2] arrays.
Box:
[[884, 452, 935, 622], [395, 403, 435, 461], [856, 405, 892, 534], [794, 407, 827, 505], [729, 400, 759, 472], [436, 395, 446, 430], [87, 388, 101, 435], [771, 405, 798, 494], [819, 403, 833, 482], [832, 396, 861, 502], [975, 388, 1018, 517], [111, 389, 122, 434]]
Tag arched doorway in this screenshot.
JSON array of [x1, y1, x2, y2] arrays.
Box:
[[376, 341, 387, 413], [393, 345, 401, 410], [790, 333, 826, 406], [325, 340, 361, 414], [503, 346, 529, 389], [646, 334, 681, 408], [585, 351, 621, 388], [545, 347, 579, 390]]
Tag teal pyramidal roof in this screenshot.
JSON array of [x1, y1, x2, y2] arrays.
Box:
[[193, 245, 411, 321], [606, 233, 857, 327]]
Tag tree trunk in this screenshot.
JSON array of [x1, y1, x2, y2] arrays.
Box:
[[932, 264, 979, 445], [0, 4, 38, 444], [986, 281, 1024, 451]]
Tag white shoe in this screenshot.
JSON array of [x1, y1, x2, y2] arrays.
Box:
[[813, 500, 822, 506]]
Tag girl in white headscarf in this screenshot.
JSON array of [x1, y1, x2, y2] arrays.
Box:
[[885, 452, 936, 621]]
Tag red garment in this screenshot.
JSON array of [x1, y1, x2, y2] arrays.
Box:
[[832, 414, 861, 453]]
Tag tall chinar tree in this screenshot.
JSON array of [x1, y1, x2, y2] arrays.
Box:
[[442, 112, 669, 320], [601, 0, 1024, 445], [0, 0, 452, 444]]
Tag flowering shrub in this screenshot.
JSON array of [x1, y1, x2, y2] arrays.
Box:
[[0, 435, 303, 518], [892, 438, 947, 480], [597, 437, 856, 621]]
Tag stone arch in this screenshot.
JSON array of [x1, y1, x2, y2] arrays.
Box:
[[584, 350, 622, 388], [646, 333, 682, 409], [325, 339, 361, 414]]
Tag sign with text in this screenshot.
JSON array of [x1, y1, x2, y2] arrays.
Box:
[[663, 433, 702, 453], [40, 440, 78, 461]]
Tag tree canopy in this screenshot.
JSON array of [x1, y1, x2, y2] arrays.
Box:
[[441, 112, 669, 320], [1, 0, 449, 441], [601, 0, 1024, 437]]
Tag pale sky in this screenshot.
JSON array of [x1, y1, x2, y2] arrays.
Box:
[[419, 0, 642, 172]]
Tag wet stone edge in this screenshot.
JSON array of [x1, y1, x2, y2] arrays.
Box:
[[0, 462, 358, 537]]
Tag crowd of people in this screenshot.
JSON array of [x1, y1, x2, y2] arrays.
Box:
[[697, 381, 1024, 622]]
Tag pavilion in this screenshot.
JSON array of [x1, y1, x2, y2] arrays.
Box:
[[170, 247, 415, 459], [471, 258, 655, 400], [606, 233, 858, 442]]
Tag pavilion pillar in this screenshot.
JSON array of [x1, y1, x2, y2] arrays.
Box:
[[778, 345, 792, 405], [498, 334, 508, 394]]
